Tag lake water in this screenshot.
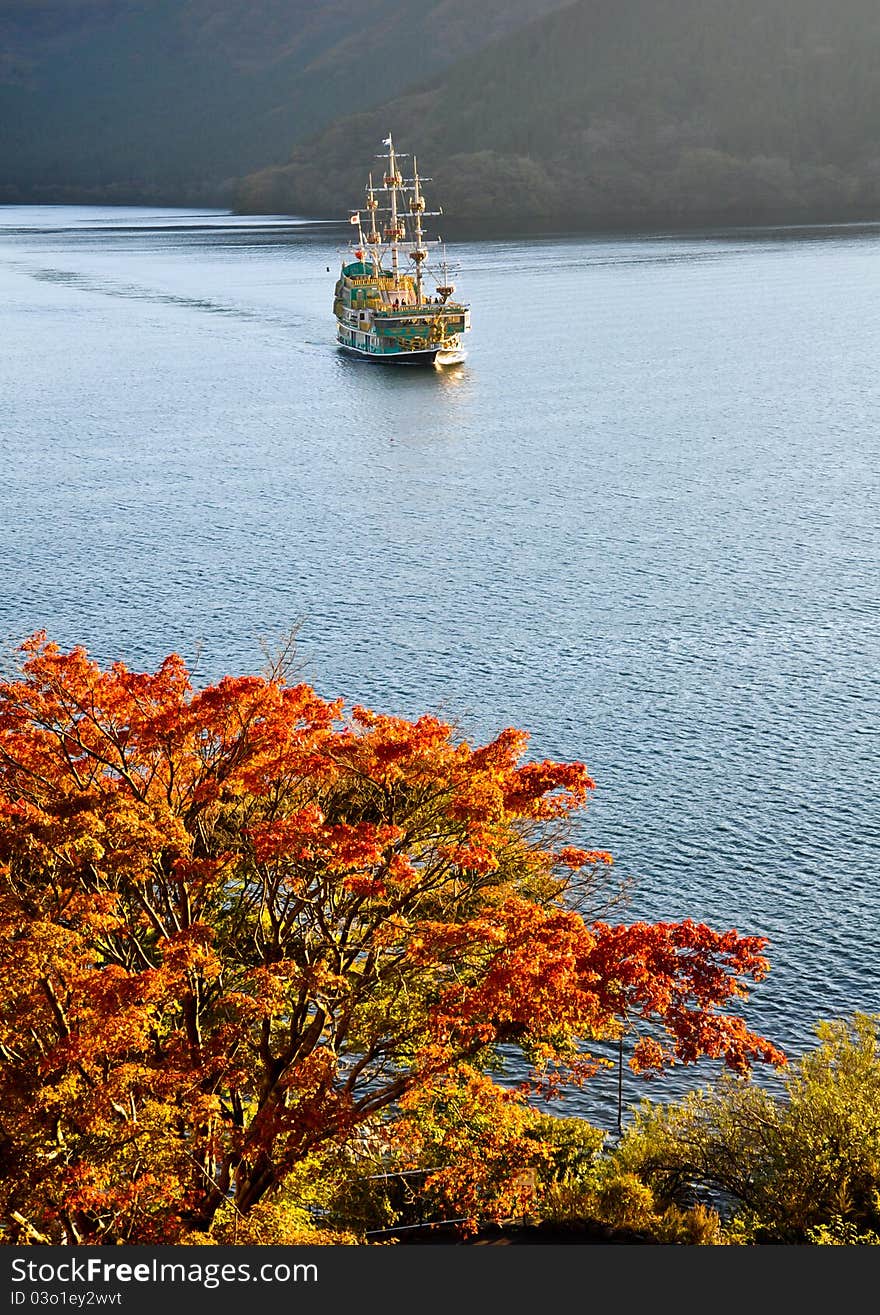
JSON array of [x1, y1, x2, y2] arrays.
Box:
[[1, 205, 878, 1128]]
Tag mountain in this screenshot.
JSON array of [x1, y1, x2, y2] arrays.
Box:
[[0, 0, 570, 203], [235, 0, 880, 229]]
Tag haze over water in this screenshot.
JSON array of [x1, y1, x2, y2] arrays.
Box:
[[1, 206, 877, 1125]]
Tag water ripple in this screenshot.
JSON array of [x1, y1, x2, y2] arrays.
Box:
[[1, 205, 878, 1125]]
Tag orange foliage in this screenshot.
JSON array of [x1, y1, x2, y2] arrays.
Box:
[[0, 634, 783, 1243], [392, 1071, 551, 1230]]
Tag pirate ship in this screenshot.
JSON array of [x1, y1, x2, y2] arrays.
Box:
[[333, 135, 470, 366]]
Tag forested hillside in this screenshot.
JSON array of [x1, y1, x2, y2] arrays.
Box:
[[0, 0, 568, 203], [236, 0, 880, 228]]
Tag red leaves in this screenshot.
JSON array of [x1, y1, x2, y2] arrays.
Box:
[[583, 920, 786, 1074], [416, 905, 785, 1081], [249, 806, 327, 863], [557, 846, 614, 869], [501, 760, 596, 818]]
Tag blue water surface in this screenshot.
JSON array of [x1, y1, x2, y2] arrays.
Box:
[[1, 205, 877, 1125]]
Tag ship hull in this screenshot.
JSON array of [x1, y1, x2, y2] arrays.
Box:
[[337, 339, 463, 367]]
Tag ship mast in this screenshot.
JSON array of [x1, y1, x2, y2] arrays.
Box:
[[364, 172, 381, 265], [383, 134, 404, 288], [409, 154, 427, 306]]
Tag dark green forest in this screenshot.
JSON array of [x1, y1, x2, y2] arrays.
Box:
[[3, 0, 880, 229], [0, 0, 567, 203], [236, 0, 880, 230]]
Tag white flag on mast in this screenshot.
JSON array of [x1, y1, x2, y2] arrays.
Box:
[[349, 213, 360, 224]]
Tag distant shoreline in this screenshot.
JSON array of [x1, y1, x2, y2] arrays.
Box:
[[2, 193, 880, 244]]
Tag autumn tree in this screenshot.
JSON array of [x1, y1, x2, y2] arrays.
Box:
[[0, 633, 783, 1244]]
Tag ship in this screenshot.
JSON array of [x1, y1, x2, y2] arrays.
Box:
[[333, 134, 470, 366]]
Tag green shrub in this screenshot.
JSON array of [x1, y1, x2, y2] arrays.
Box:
[[612, 1014, 880, 1242]]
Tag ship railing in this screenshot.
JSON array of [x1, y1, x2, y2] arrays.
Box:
[[373, 304, 467, 319]]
